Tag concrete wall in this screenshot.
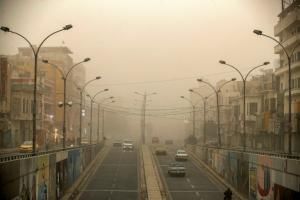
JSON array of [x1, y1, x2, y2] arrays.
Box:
[[189, 145, 300, 199], [0, 143, 103, 200]]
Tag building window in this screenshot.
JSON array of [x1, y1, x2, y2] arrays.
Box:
[[234, 105, 240, 118], [264, 99, 269, 112], [249, 102, 258, 115], [297, 52, 300, 61], [12, 97, 21, 115], [292, 79, 295, 89], [270, 98, 276, 112], [22, 98, 26, 113]]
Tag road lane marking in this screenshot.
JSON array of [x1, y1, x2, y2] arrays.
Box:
[[195, 191, 200, 196], [169, 190, 220, 192], [191, 184, 195, 189], [81, 189, 138, 192], [186, 178, 191, 183]]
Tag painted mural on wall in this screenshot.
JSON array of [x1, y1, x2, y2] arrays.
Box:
[[249, 167, 257, 200], [67, 149, 80, 187], [19, 158, 37, 200], [48, 154, 56, 200], [0, 160, 20, 199], [194, 146, 300, 200], [237, 153, 249, 195], [36, 156, 49, 200], [0, 144, 102, 200], [56, 156, 67, 199], [228, 152, 238, 187]]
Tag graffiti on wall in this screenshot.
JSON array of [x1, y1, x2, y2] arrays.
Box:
[[195, 146, 300, 200], [0, 160, 20, 199], [67, 149, 80, 187], [0, 144, 102, 200], [19, 158, 37, 200], [37, 155, 49, 200]]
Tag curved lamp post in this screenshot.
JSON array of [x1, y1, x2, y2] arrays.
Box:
[[98, 97, 115, 141], [189, 89, 212, 145], [78, 76, 101, 145], [87, 89, 109, 144], [197, 78, 236, 147], [219, 60, 269, 151], [180, 96, 198, 139], [253, 29, 295, 154], [42, 58, 90, 149], [1, 24, 72, 154]]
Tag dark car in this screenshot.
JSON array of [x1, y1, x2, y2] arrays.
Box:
[[113, 141, 122, 147], [155, 147, 167, 155]]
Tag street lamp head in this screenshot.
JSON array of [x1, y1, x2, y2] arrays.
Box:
[[180, 96, 185, 98], [83, 57, 91, 62], [63, 24, 73, 30], [67, 101, 73, 107], [263, 61, 270, 65], [42, 59, 49, 63], [253, 29, 263, 35], [188, 89, 193, 92], [111, 100, 115, 103], [110, 96, 114, 99], [0, 26, 10, 32], [197, 78, 203, 82], [58, 101, 63, 107], [219, 60, 226, 64], [95, 76, 101, 80], [104, 88, 109, 91], [231, 78, 237, 81]]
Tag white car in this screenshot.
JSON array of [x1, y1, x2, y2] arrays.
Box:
[[175, 149, 188, 161], [123, 141, 134, 151]]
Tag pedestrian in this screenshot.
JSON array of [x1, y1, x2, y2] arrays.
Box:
[[224, 188, 232, 200]]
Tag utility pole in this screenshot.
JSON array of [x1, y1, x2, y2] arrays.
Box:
[[97, 104, 100, 143], [102, 109, 105, 140], [135, 91, 156, 144]]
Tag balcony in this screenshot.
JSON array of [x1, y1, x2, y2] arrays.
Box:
[[274, 11, 300, 36], [274, 60, 300, 76], [274, 35, 300, 54], [284, 88, 300, 96]]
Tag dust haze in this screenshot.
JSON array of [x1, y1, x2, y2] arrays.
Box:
[[0, 0, 280, 142]]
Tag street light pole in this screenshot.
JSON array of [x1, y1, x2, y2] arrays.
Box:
[[98, 97, 114, 140], [42, 58, 90, 149], [197, 78, 236, 147], [1, 24, 72, 154], [219, 60, 269, 151], [78, 76, 101, 145], [180, 96, 196, 139], [189, 89, 209, 145], [88, 89, 109, 144], [253, 29, 298, 154]]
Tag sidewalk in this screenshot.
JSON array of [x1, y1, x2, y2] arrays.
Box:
[[142, 145, 163, 200]]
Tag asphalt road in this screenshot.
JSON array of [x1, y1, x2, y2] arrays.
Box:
[[78, 146, 139, 200], [155, 145, 224, 200]]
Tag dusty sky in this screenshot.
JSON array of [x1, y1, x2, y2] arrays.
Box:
[[0, 0, 282, 139]]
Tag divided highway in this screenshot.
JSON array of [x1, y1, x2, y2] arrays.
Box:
[[154, 145, 225, 200], [78, 146, 139, 200]]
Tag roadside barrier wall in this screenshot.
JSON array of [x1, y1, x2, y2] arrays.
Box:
[[188, 145, 300, 200], [0, 143, 103, 200]]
